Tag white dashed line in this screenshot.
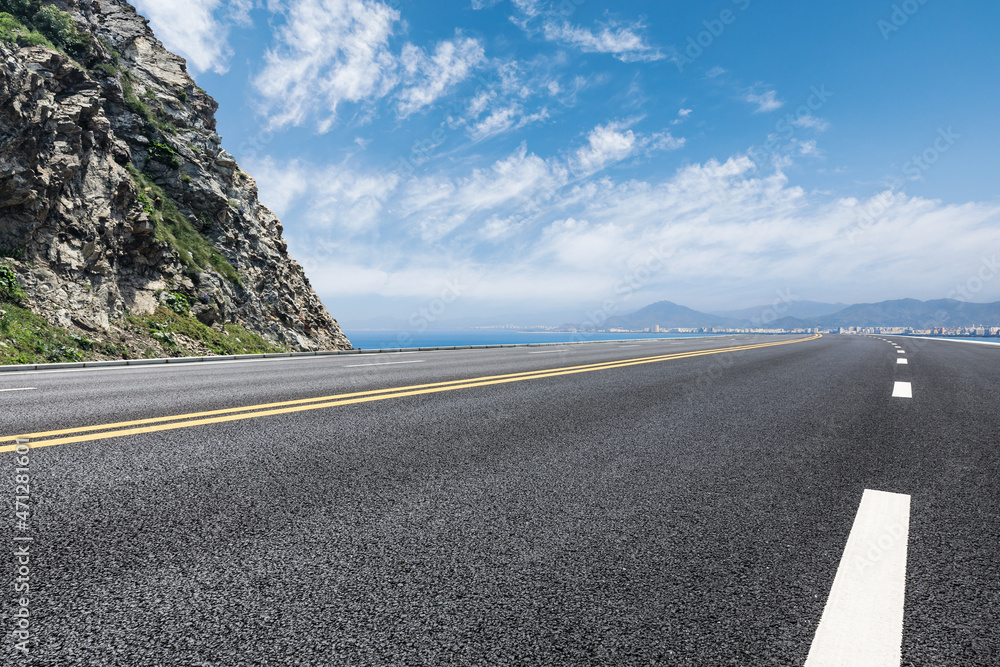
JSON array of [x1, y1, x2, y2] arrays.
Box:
[[892, 382, 912, 398], [896, 350, 905, 354], [897, 359, 908, 365], [0, 388, 36, 392], [806, 489, 911, 667], [344, 360, 426, 367]]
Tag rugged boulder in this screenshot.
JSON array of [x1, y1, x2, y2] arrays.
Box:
[[0, 0, 351, 352]]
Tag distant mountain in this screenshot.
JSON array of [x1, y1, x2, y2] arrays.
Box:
[[788, 299, 1000, 329], [711, 300, 847, 323], [596, 301, 742, 330], [560, 297, 1000, 332]]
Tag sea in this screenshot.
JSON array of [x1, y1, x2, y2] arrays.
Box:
[[340, 329, 728, 351]]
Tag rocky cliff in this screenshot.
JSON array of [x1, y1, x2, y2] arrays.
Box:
[[0, 0, 351, 358]]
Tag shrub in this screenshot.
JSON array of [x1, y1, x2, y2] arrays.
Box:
[[0, 1, 36, 24], [0, 4, 91, 58], [0, 245, 24, 260], [32, 4, 91, 56], [0, 11, 53, 49], [0, 263, 25, 303], [164, 291, 190, 315], [148, 141, 180, 169]]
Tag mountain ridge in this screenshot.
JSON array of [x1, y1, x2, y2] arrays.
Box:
[[562, 298, 1000, 331]]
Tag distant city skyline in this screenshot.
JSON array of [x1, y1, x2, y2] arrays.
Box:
[[135, 1, 1000, 325]]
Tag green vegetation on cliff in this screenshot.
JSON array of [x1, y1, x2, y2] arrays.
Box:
[[0, 2, 91, 57], [128, 307, 285, 357], [126, 165, 240, 285], [0, 301, 287, 365]]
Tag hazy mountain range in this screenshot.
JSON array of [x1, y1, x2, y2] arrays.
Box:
[[348, 298, 1000, 331], [597, 298, 1000, 331]]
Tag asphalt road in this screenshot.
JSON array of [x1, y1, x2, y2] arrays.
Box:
[[0, 333, 997, 665]]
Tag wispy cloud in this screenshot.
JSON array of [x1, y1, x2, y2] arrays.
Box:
[[133, 0, 233, 74], [398, 37, 486, 117], [246, 156, 399, 234], [671, 108, 693, 125], [745, 89, 784, 113], [253, 0, 401, 131], [254, 1, 486, 130], [792, 114, 830, 131], [571, 122, 682, 175], [254, 131, 1000, 312], [451, 58, 559, 142], [485, 1, 663, 63], [541, 20, 665, 63]]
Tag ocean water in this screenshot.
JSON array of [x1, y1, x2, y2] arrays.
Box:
[[340, 329, 727, 351]]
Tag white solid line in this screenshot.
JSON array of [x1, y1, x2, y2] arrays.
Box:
[[344, 360, 426, 367], [0, 388, 36, 392], [897, 359, 908, 365], [618, 345, 641, 348], [892, 382, 912, 398], [805, 489, 911, 667], [527, 349, 568, 354], [905, 336, 1000, 347]]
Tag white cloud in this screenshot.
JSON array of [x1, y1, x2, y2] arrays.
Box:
[[397, 37, 485, 117], [797, 139, 819, 156], [399, 145, 568, 240], [497, 1, 662, 63], [745, 89, 784, 113], [572, 122, 683, 175], [227, 0, 255, 26], [541, 20, 665, 63], [133, 0, 232, 74], [572, 123, 639, 174], [792, 114, 830, 131], [246, 156, 399, 234], [254, 2, 484, 128], [253, 0, 401, 130], [468, 103, 550, 141], [280, 142, 1000, 315], [671, 108, 693, 126]]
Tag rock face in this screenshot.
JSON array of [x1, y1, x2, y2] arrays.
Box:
[[0, 0, 351, 351]]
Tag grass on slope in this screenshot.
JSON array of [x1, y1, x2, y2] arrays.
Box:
[[127, 307, 285, 357], [0, 300, 286, 366], [126, 165, 240, 285], [0, 302, 116, 365], [0, 11, 53, 49]]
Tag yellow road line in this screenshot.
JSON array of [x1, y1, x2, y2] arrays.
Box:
[[0, 334, 820, 452], [0, 336, 813, 443]]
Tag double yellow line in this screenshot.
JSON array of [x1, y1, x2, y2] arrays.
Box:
[[0, 335, 820, 452]]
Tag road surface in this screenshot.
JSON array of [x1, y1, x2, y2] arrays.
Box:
[[1, 333, 997, 665]]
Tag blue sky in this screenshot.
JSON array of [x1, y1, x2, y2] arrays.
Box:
[[133, 0, 1000, 326]]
